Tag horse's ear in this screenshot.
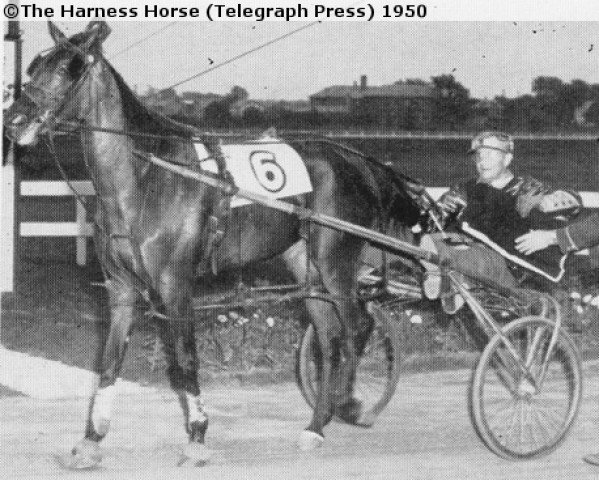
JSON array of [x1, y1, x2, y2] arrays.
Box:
[[48, 21, 67, 44], [82, 21, 111, 50]]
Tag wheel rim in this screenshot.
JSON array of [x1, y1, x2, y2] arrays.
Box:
[[472, 317, 582, 459]]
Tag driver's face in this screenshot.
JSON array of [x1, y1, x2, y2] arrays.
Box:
[[474, 148, 511, 183]]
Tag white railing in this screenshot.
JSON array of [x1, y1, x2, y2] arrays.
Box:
[[16, 181, 599, 269], [19, 181, 95, 267]]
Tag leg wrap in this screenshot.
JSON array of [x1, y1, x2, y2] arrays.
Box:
[[87, 384, 117, 440], [186, 393, 209, 443]]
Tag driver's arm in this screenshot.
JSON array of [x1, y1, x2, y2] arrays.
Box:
[[436, 184, 468, 228], [557, 212, 599, 252], [511, 176, 582, 219]]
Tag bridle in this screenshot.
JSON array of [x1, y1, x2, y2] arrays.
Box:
[[17, 41, 166, 308], [19, 41, 98, 135], [16, 40, 235, 319]]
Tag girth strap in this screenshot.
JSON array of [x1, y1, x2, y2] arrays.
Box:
[[200, 138, 234, 275]]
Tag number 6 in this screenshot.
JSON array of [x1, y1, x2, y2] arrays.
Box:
[[250, 151, 287, 193]]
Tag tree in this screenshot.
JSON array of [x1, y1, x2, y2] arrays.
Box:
[[228, 86, 249, 103], [203, 100, 233, 127], [241, 106, 265, 127], [530, 77, 594, 128], [531, 76, 564, 98], [431, 74, 473, 130]]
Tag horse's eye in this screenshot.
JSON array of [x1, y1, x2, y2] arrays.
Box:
[[67, 56, 85, 78]]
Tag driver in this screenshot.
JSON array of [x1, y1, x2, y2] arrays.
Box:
[[421, 131, 582, 310]]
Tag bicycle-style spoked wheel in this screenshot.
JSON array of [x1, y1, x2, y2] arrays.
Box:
[[471, 316, 582, 459], [296, 302, 401, 422]]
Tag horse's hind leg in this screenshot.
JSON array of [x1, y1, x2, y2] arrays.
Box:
[[67, 281, 138, 469], [312, 229, 372, 423], [281, 240, 335, 449], [284, 231, 372, 430]]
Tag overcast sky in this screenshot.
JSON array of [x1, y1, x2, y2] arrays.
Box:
[[3, 21, 599, 100]]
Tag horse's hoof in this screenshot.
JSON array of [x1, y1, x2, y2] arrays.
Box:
[[57, 439, 102, 470], [334, 398, 365, 426], [356, 410, 376, 428], [179, 442, 212, 467], [298, 430, 324, 451]]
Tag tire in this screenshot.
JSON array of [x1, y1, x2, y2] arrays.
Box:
[[470, 316, 582, 460], [295, 301, 401, 421]]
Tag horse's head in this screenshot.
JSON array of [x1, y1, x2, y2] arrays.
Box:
[[4, 21, 111, 146]]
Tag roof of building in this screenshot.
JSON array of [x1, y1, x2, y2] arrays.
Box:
[[311, 82, 435, 99], [180, 91, 223, 101]]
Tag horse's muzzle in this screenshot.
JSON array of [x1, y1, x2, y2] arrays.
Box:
[[4, 112, 45, 146]]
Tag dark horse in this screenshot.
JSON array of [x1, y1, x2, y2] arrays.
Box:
[[4, 22, 421, 468]]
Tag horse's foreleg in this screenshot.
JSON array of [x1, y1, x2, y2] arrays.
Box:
[[67, 283, 137, 470], [159, 321, 209, 440], [158, 273, 211, 466]]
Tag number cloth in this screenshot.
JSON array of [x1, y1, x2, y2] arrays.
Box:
[[194, 140, 312, 208]]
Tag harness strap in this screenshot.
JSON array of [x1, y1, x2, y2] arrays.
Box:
[[200, 138, 235, 275], [46, 134, 166, 319]]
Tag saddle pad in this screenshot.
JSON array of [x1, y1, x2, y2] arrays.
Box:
[[461, 222, 567, 283], [194, 141, 312, 208]]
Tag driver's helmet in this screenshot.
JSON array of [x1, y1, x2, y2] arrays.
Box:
[[469, 131, 514, 155]]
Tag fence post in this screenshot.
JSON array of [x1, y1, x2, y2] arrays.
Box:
[[0, 145, 16, 295], [76, 198, 87, 266]]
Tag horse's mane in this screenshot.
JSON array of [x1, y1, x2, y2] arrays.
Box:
[[105, 62, 197, 139], [63, 30, 199, 142]]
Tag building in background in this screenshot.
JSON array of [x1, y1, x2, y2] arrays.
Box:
[[180, 91, 223, 119], [310, 75, 437, 129]]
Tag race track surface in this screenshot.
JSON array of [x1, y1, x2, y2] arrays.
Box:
[[2, 364, 599, 480]]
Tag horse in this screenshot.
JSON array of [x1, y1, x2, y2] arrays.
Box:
[[4, 21, 422, 468]]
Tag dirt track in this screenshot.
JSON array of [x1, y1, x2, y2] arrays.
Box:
[[3, 363, 599, 480]]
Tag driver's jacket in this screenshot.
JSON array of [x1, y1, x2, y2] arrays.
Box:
[[436, 176, 582, 255]]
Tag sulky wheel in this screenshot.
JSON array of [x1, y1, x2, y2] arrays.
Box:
[[470, 316, 582, 460], [295, 301, 401, 423]]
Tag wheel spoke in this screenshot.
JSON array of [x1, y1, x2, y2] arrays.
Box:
[[487, 399, 519, 433], [533, 404, 566, 429], [503, 399, 523, 449], [525, 403, 544, 450], [530, 403, 558, 440]]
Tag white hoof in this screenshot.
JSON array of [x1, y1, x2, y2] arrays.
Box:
[[181, 442, 212, 466], [57, 439, 102, 470], [298, 430, 324, 451]]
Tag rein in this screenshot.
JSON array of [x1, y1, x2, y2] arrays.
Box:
[[54, 120, 200, 143]]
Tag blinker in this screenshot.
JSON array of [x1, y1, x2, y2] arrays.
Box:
[[26, 54, 45, 76]]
